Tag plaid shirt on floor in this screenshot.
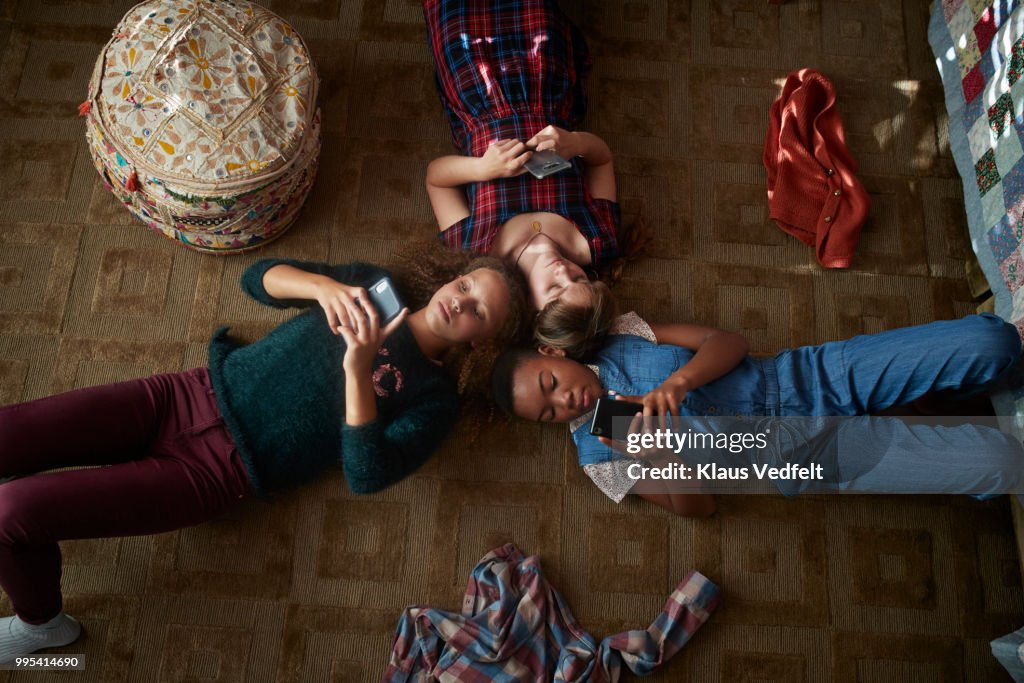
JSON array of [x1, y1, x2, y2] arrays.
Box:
[[382, 543, 720, 682], [424, 0, 620, 269]]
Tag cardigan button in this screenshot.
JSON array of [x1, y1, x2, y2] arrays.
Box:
[[826, 168, 834, 176], [833, 190, 841, 196], [824, 215, 832, 222]]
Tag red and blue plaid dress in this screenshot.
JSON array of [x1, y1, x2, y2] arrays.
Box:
[[424, 0, 621, 269]]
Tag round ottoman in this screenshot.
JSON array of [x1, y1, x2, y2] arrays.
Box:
[[82, 0, 321, 253]]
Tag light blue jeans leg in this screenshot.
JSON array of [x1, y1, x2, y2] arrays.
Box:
[[830, 417, 1023, 494], [775, 314, 1021, 415]]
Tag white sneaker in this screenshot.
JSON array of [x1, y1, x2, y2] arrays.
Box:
[[0, 613, 81, 663]]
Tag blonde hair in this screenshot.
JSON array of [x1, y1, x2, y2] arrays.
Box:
[[528, 209, 648, 361], [533, 280, 618, 360]]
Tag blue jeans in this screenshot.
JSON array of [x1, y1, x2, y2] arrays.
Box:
[[770, 313, 1022, 415], [761, 314, 1024, 495]]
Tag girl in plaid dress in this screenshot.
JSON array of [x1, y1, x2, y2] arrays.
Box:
[[423, 0, 620, 320]]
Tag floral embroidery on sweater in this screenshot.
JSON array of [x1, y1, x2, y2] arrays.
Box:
[[372, 345, 404, 397]]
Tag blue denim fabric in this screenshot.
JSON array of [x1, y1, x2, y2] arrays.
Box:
[[822, 418, 1024, 495], [574, 314, 1024, 495], [992, 625, 1024, 683], [589, 313, 1020, 419], [587, 335, 769, 418], [772, 313, 1022, 415]]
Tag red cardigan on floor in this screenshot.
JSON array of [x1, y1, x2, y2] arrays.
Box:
[[764, 68, 870, 268]]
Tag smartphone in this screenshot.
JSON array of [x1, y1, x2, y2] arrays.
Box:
[[589, 397, 643, 438], [365, 276, 404, 325], [524, 149, 572, 179]]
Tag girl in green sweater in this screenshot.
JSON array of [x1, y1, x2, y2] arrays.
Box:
[[0, 247, 527, 662]]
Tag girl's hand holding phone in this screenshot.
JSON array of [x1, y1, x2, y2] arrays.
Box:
[[526, 124, 575, 158], [313, 280, 371, 336], [337, 304, 409, 374], [612, 375, 690, 432], [479, 139, 533, 179], [597, 411, 676, 464], [639, 375, 690, 418]]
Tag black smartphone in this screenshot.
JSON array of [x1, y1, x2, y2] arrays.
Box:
[[589, 397, 643, 437], [365, 276, 404, 325]]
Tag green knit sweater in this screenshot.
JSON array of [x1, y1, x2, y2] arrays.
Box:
[[207, 259, 460, 497]]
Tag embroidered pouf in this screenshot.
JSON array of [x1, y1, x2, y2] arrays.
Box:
[[82, 0, 321, 253]]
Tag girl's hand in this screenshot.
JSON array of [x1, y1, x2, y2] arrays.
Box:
[[598, 412, 673, 462], [313, 280, 372, 335], [616, 375, 690, 419], [640, 375, 690, 418], [526, 125, 575, 158], [337, 305, 410, 374], [478, 139, 532, 179]]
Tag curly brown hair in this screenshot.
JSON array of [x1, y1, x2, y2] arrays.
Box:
[[388, 241, 530, 393]]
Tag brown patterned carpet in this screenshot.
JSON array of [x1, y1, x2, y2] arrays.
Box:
[[1, 0, 1023, 681]]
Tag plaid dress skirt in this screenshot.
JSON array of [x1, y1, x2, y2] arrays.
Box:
[[424, 0, 620, 269]]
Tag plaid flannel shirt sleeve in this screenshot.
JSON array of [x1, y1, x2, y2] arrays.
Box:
[[382, 544, 719, 681]]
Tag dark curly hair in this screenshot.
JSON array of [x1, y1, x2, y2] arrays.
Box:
[[388, 241, 530, 394]]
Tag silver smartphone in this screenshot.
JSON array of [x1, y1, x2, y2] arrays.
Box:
[[524, 149, 572, 179]]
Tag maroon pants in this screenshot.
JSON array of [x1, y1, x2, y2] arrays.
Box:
[[0, 368, 251, 623]]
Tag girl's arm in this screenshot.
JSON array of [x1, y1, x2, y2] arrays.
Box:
[[341, 385, 461, 494], [637, 323, 750, 417], [344, 364, 379, 426], [336, 301, 457, 495], [424, 160, 471, 231], [426, 140, 533, 230], [261, 263, 372, 336], [261, 263, 354, 301], [571, 131, 616, 202], [337, 298, 409, 426], [526, 126, 616, 201]]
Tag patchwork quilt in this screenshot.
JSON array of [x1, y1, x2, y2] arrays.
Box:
[[929, 0, 1024, 415]]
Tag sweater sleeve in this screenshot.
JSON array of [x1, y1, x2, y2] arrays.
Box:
[[240, 259, 387, 309], [340, 390, 461, 494]]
